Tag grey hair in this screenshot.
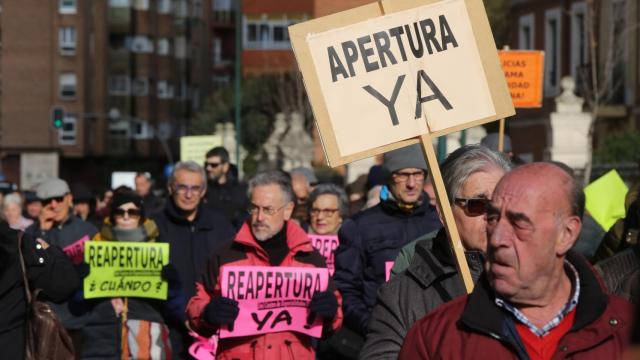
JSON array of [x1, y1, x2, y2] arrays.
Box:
[[307, 183, 349, 218], [247, 170, 295, 205], [441, 144, 512, 203], [169, 161, 207, 190], [3, 193, 22, 208]]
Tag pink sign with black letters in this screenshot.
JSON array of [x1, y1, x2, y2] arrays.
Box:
[[309, 234, 339, 275], [63, 235, 90, 265], [219, 266, 330, 339]]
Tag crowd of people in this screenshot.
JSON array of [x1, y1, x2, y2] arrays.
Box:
[[2, 142, 640, 359]]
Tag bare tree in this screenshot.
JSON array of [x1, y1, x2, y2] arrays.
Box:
[[581, 0, 635, 184]]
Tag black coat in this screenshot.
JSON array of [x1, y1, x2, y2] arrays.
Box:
[[333, 196, 441, 336], [153, 200, 235, 301], [0, 222, 80, 359], [153, 200, 235, 358], [204, 179, 249, 229]]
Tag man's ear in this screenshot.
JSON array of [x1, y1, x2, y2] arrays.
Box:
[[66, 193, 74, 206], [556, 215, 581, 256], [283, 201, 295, 220], [167, 183, 174, 196], [222, 162, 230, 174]]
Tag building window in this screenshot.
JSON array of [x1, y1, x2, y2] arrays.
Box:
[[157, 38, 170, 55], [212, 75, 231, 88], [59, 73, 77, 99], [126, 35, 154, 53], [59, 0, 77, 14], [133, 0, 149, 10], [175, 0, 188, 18], [109, 0, 131, 7], [244, 15, 299, 50], [59, 27, 76, 55], [518, 13, 535, 50], [212, 0, 231, 11], [132, 78, 149, 96], [174, 37, 187, 59], [157, 0, 171, 13], [544, 8, 562, 96], [109, 76, 131, 95], [58, 114, 77, 145], [570, 2, 588, 84], [157, 81, 174, 99]]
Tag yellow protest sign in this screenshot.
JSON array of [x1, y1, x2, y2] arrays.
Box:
[[584, 170, 628, 231], [180, 135, 222, 163], [83, 241, 170, 300]]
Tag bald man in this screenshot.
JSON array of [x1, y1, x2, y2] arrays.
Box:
[[399, 163, 633, 360]]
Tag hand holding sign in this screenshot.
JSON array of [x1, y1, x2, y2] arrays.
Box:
[[203, 297, 240, 330], [309, 291, 338, 321]]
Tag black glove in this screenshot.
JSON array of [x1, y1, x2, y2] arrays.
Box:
[[161, 264, 180, 282], [309, 291, 338, 320], [203, 296, 240, 330], [76, 262, 90, 279]]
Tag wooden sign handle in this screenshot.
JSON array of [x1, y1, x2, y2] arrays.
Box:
[[419, 133, 474, 294], [498, 118, 505, 152]]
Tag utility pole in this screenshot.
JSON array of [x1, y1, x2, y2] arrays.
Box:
[[234, 0, 242, 172]]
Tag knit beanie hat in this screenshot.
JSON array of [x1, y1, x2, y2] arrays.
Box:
[[383, 144, 428, 174]]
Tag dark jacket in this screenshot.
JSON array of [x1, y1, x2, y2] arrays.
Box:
[[187, 221, 343, 360], [153, 200, 235, 357], [334, 195, 441, 335], [0, 222, 80, 359], [595, 246, 640, 302], [153, 200, 235, 302], [205, 178, 249, 229], [399, 251, 633, 360], [360, 229, 484, 359], [25, 214, 98, 329]]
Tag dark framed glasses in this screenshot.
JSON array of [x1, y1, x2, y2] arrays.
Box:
[[204, 161, 223, 169], [42, 195, 66, 206], [113, 208, 142, 218], [453, 197, 489, 217]]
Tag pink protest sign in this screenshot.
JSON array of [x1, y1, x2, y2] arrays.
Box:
[[63, 235, 90, 265], [385, 261, 394, 282], [220, 266, 330, 339], [309, 234, 339, 275]]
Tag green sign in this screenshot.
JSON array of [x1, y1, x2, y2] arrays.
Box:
[[83, 241, 170, 300]]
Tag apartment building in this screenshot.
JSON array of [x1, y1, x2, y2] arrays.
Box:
[[0, 0, 216, 187]]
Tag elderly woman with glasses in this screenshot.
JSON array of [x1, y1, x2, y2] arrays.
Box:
[[77, 190, 184, 359], [307, 184, 349, 236]]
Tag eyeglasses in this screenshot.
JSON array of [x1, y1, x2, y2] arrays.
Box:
[[453, 197, 489, 217], [174, 184, 204, 195], [310, 208, 339, 217], [204, 162, 224, 169], [247, 204, 286, 216], [113, 208, 142, 218], [43, 195, 66, 206], [392, 171, 425, 183]]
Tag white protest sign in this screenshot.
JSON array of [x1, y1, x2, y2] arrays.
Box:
[[289, 0, 514, 166]]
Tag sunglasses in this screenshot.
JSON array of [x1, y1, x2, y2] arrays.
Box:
[[204, 162, 223, 169], [453, 197, 489, 217], [113, 208, 142, 218], [42, 195, 66, 206]]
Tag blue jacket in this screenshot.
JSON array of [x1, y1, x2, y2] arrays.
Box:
[[333, 195, 441, 336]]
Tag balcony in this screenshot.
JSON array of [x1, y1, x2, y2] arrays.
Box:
[[108, 48, 132, 73], [108, 7, 132, 34]]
